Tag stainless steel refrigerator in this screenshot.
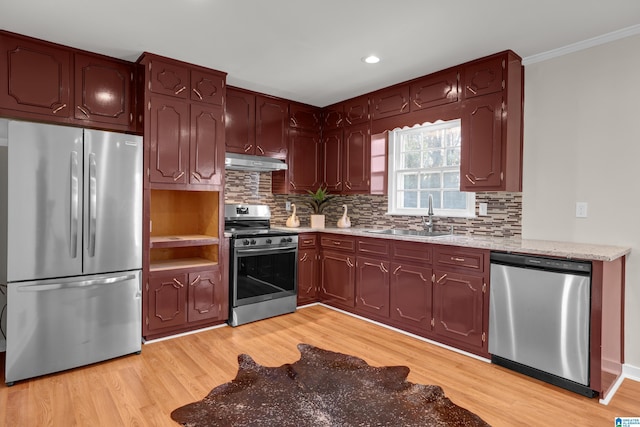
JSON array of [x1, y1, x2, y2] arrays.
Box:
[[0, 119, 143, 385]]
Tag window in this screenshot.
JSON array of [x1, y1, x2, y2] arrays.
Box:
[[388, 119, 475, 217]]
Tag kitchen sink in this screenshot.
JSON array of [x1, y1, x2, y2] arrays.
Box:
[[366, 229, 451, 237]]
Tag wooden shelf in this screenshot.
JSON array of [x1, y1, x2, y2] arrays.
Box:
[[150, 234, 219, 248], [150, 257, 218, 273]]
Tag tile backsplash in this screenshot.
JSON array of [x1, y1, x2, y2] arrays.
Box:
[[225, 170, 522, 237]]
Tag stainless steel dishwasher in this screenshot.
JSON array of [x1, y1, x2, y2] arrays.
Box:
[[488, 252, 596, 397]]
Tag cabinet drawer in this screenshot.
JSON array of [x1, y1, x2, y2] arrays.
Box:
[[357, 238, 389, 257], [299, 233, 317, 249], [434, 247, 485, 272], [320, 235, 355, 252], [392, 241, 432, 264]]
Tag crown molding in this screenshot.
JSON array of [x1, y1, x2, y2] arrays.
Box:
[[522, 24, 640, 65]]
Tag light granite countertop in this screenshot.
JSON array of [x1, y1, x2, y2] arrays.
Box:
[[272, 226, 631, 262]]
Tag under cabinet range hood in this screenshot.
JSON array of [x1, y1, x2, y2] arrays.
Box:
[[225, 152, 287, 172]]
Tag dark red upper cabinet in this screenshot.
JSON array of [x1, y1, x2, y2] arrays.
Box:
[[371, 85, 410, 120], [190, 69, 224, 106], [225, 87, 256, 154], [255, 95, 288, 159], [290, 102, 321, 131], [147, 58, 189, 99], [74, 53, 133, 128], [0, 32, 72, 118], [322, 128, 343, 192], [342, 122, 370, 193], [323, 103, 343, 130], [463, 57, 503, 99], [410, 69, 459, 111], [343, 95, 369, 126], [190, 104, 224, 186]]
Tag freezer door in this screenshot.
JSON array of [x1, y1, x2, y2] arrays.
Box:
[[7, 121, 84, 281], [6, 270, 142, 384], [83, 130, 142, 274]]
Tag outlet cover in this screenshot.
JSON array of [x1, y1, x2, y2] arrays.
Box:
[[576, 202, 588, 218], [285, 201, 291, 212], [479, 203, 488, 216]]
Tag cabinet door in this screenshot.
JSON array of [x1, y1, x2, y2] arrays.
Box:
[[390, 263, 433, 332], [355, 256, 390, 318], [410, 69, 459, 111], [320, 250, 355, 308], [148, 95, 189, 184], [297, 248, 318, 305], [74, 53, 133, 128], [147, 58, 189, 99], [288, 128, 321, 192], [147, 273, 188, 331], [370, 85, 410, 120], [343, 95, 369, 126], [460, 92, 503, 191], [187, 269, 225, 323], [343, 122, 370, 193], [225, 88, 255, 154], [322, 128, 343, 192], [463, 56, 503, 99], [323, 103, 343, 130], [256, 95, 288, 158], [190, 103, 224, 186], [0, 34, 71, 118], [433, 269, 485, 350], [190, 69, 224, 105], [290, 103, 321, 131]]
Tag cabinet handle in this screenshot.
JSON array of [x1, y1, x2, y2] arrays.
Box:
[[257, 146, 265, 154], [173, 278, 184, 288], [333, 241, 341, 245], [244, 145, 253, 152], [465, 174, 476, 184], [346, 258, 354, 268], [412, 99, 421, 108], [192, 88, 203, 100], [345, 117, 352, 125], [290, 181, 297, 189], [52, 104, 67, 114], [345, 182, 352, 190], [300, 253, 308, 262], [436, 274, 447, 284], [173, 171, 185, 181], [467, 86, 477, 95], [401, 102, 408, 112], [129, 113, 133, 123], [190, 275, 201, 286], [336, 181, 342, 187], [191, 172, 201, 182], [380, 263, 388, 273], [451, 257, 465, 262], [303, 239, 313, 245], [431, 318, 435, 327], [175, 86, 187, 95], [77, 106, 90, 118], [336, 118, 343, 126], [290, 117, 298, 127], [393, 266, 401, 275]]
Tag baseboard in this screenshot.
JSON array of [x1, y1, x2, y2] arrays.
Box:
[[623, 363, 640, 382]]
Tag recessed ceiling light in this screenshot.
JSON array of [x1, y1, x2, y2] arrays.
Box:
[[362, 55, 380, 64]]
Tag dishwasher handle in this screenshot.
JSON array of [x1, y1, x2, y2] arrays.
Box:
[[490, 252, 591, 275]]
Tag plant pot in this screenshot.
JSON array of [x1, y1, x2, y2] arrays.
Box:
[[310, 214, 325, 229]]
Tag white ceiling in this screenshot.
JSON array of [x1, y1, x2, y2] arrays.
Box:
[[2, 1, 640, 107]]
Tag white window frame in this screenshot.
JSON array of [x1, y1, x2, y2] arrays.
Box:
[[387, 119, 475, 218]]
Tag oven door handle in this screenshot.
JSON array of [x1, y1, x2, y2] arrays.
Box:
[[236, 246, 297, 256]]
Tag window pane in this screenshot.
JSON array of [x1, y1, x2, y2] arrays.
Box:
[[421, 173, 441, 189], [444, 191, 467, 209], [446, 147, 461, 166], [443, 171, 460, 189], [424, 149, 444, 168], [419, 191, 441, 209], [401, 191, 417, 208], [400, 173, 418, 189], [402, 136, 421, 151], [402, 152, 421, 169]]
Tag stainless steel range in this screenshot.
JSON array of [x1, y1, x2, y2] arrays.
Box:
[[225, 204, 298, 326]]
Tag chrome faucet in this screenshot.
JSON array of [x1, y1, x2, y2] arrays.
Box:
[[423, 194, 434, 232]]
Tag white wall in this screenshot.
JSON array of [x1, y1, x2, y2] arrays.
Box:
[[522, 34, 640, 369]]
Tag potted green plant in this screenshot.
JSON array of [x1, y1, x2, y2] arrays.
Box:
[[307, 186, 335, 228]]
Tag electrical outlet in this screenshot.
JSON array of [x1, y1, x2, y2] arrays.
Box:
[[576, 202, 588, 218], [285, 201, 291, 212], [479, 203, 488, 216]]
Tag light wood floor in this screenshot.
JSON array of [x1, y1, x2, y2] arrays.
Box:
[[1, 305, 639, 426]]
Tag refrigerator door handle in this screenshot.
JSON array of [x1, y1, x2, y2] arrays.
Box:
[[70, 151, 79, 258], [15, 273, 138, 292], [88, 152, 97, 257]]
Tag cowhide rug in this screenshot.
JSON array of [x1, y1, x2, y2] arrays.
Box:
[[171, 343, 491, 426]]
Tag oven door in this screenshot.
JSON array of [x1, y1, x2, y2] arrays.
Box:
[[231, 245, 298, 307]]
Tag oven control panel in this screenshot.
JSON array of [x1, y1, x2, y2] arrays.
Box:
[[237, 235, 298, 248]]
